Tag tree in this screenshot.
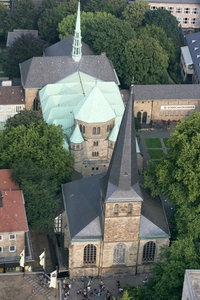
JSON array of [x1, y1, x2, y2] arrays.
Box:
[[37, 1, 77, 43], [80, 0, 126, 17], [0, 3, 14, 41], [3, 34, 48, 78], [11, 0, 38, 29], [5, 110, 43, 130], [123, 36, 169, 85], [0, 115, 74, 231], [122, 1, 150, 29]]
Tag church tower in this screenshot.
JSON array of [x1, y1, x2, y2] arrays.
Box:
[[72, 1, 82, 62], [101, 84, 143, 276]]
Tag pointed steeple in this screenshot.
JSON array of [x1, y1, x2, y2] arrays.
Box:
[[102, 84, 142, 201], [72, 1, 82, 62]]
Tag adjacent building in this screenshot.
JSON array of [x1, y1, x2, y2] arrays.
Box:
[[0, 169, 32, 272], [182, 270, 200, 299]]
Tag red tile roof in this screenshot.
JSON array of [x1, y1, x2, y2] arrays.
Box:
[[0, 170, 28, 233]]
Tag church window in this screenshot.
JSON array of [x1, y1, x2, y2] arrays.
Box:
[[107, 125, 110, 132], [80, 125, 85, 133], [93, 141, 98, 146], [82, 126, 85, 133], [83, 244, 96, 264], [142, 241, 156, 262], [114, 204, 119, 215], [97, 127, 100, 134], [92, 152, 99, 157], [93, 127, 96, 134], [128, 204, 133, 215], [113, 243, 126, 264]]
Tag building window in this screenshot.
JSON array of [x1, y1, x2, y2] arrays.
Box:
[[114, 204, 119, 215], [97, 127, 100, 134], [0, 235, 2, 241], [150, 6, 157, 10], [0, 247, 3, 253], [128, 203, 133, 215], [92, 152, 99, 157], [176, 7, 182, 13], [184, 8, 190, 14], [92, 127, 100, 135], [93, 141, 98, 146], [142, 241, 156, 262], [54, 214, 62, 233], [177, 17, 182, 23], [168, 6, 174, 12], [9, 246, 16, 252], [113, 243, 126, 264], [192, 8, 198, 14], [191, 18, 197, 24], [83, 244, 96, 264], [80, 125, 85, 134], [9, 234, 16, 240], [183, 18, 189, 24]]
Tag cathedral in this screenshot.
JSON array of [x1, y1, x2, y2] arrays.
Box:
[[61, 85, 170, 278]]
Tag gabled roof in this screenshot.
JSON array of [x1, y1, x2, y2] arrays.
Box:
[[0, 86, 25, 105], [75, 86, 115, 123], [44, 36, 94, 57], [20, 53, 119, 89], [0, 169, 28, 233], [185, 32, 200, 82]]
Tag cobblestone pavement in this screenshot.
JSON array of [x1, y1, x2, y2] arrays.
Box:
[[61, 273, 148, 300]]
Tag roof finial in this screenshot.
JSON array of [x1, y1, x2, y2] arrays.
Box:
[[72, 1, 82, 62]]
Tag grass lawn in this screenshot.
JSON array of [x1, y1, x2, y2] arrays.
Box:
[[145, 138, 162, 148], [148, 149, 165, 159], [163, 138, 170, 148]]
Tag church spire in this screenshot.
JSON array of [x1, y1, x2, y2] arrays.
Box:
[[72, 1, 82, 62], [102, 84, 140, 200]]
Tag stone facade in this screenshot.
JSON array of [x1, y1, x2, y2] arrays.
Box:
[[0, 231, 25, 260]]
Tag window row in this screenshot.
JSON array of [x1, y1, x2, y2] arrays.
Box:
[[79, 125, 113, 135], [83, 242, 156, 264], [114, 203, 133, 215], [0, 246, 16, 253], [0, 234, 16, 241], [151, 6, 199, 14], [177, 17, 200, 24]]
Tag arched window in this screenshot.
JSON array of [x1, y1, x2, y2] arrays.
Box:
[[142, 241, 156, 262], [113, 243, 126, 264], [80, 124, 82, 132], [82, 125, 85, 134], [83, 244, 96, 264], [93, 127, 96, 134], [137, 111, 141, 123], [114, 204, 119, 215], [128, 203, 132, 215], [97, 127, 100, 134]]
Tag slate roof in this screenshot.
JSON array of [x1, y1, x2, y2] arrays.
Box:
[[6, 29, 38, 47], [134, 84, 200, 100], [20, 53, 119, 89], [0, 170, 28, 233], [0, 86, 25, 105], [62, 86, 170, 240], [44, 35, 94, 57], [185, 32, 200, 82]]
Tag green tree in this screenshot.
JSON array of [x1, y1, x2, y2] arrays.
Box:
[[0, 3, 14, 41], [81, 0, 126, 17], [3, 34, 48, 78], [123, 36, 169, 85], [37, 1, 77, 43], [0, 116, 73, 231], [11, 0, 38, 29], [122, 1, 150, 29], [5, 110, 43, 130]]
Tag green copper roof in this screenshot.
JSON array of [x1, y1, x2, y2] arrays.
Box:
[[109, 124, 119, 142], [39, 71, 124, 139], [75, 86, 115, 123], [70, 124, 84, 143]]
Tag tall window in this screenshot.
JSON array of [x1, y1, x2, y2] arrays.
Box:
[[114, 204, 119, 215], [142, 241, 156, 262], [80, 125, 85, 134], [113, 243, 126, 264], [93, 127, 101, 135], [128, 203, 133, 215], [83, 244, 96, 264], [93, 141, 98, 146]]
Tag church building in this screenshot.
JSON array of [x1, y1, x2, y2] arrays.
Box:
[[61, 85, 170, 278]]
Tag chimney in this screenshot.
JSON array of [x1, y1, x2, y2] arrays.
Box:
[[0, 191, 3, 207]]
